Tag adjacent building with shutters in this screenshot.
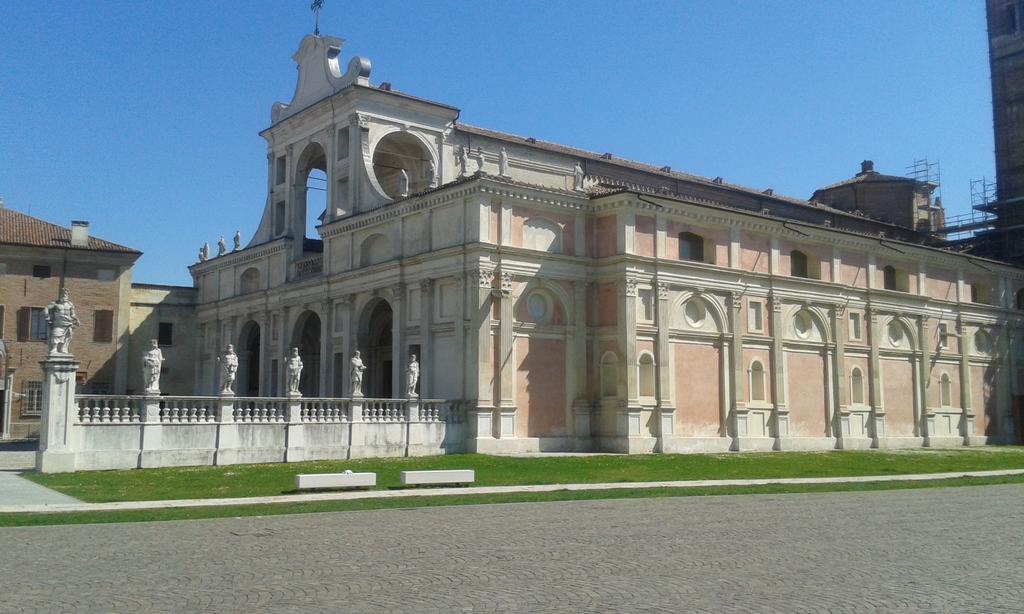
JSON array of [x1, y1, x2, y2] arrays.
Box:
[[0, 205, 142, 438]]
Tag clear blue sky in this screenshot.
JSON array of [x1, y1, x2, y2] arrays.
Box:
[[0, 1, 994, 285]]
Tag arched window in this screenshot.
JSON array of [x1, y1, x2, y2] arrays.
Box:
[[850, 367, 865, 405], [239, 267, 260, 294], [970, 283, 991, 305], [939, 373, 952, 407], [749, 360, 766, 402], [638, 353, 655, 397], [523, 218, 562, 253], [882, 265, 907, 291], [601, 353, 618, 398], [790, 250, 809, 278], [678, 232, 705, 262]]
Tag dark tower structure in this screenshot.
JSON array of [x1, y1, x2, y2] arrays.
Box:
[[986, 0, 1024, 263]]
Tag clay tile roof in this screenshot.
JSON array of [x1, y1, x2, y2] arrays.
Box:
[[0, 207, 140, 254]]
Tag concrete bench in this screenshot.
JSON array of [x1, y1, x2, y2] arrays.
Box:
[[400, 469, 475, 486], [295, 472, 376, 490]]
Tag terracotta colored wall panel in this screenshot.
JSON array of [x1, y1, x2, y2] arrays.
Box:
[[674, 343, 721, 437], [882, 359, 915, 436], [516, 336, 567, 438], [635, 215, 655, 257], [787, 352, 827, 436]]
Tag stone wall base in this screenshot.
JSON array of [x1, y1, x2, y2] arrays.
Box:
[[776, 437, 836, 452], [836, 436, 874, 450], [924, 436, 966, 449], [660, 437, 731, 454]]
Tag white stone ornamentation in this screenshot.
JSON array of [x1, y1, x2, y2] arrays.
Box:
[[499, 147, 510, 177], [351, 350, 366, 397], [218, 344, 239, 395], [407, 354, 420, 398], [45, 288, 80, 356], [476, 148, 486, 172], [458, 146, 470, 177], [233, 230, 242, 251], [573, 161, 585, 191], [399, 168, 410, 197], [286, 347, 304, 397], [142, 339, 164, 394], [217, 236, 227, 256]]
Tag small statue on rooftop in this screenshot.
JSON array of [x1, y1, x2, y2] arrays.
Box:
[[573, 161, 585, 191], [499, 147, 510, 177], [233, 230, 241, 251], [217, 236, 227, 256]]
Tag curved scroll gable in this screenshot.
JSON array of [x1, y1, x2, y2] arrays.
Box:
[[271, 35, 372, 124]]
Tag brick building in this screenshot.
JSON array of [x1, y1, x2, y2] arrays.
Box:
[[0, 205, 140, 438]]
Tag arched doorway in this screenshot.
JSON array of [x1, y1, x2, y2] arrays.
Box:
[[238, 321, 261, 397], [359, 299, 394, 398], [293, 311, 322, 397]]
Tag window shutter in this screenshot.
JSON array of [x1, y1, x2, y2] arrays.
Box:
[[93, 310, 114, 343], [16, 307, 29, 342]]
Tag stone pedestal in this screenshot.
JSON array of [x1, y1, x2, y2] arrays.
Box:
[[35, 355, 80, 473], [285, 397, 305, 462], [138, 394, 164, 468]]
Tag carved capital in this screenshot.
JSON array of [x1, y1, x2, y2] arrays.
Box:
[[657, 283, 670, 301], [471, 268, 494, 289], [453, 273, 465, 289], [419, 278, 434, 292], [768, 294, 783, 313], [391, 283, 406, 301], [500, 272, 514, 296], [624, 277, 639, 298]]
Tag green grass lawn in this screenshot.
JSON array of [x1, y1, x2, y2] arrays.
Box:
[[4, 474, 1023, 528], [22, 447, 1024, 503]]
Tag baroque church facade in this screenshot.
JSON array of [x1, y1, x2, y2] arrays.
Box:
[[189, 34, 1023, 454]]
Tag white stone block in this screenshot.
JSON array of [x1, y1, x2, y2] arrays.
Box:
[[295, 472, 376, 490], [400, 469, 475, 486]]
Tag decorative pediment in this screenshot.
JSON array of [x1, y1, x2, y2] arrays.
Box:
[[271, 35, 371, 124]]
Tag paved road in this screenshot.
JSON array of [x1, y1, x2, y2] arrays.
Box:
[[1, 485, 1022, 613]]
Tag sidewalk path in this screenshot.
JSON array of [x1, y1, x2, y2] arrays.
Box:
[[2, 468, 1021, 514], [0, 471, 79, 506]]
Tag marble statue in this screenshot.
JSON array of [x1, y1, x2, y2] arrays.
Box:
[[199, 242, 209, 262], [233, 230, 241, 251], [573, 161, 585, 191], [476, 148, 486, 172], [286, 347, 304, 396], [425, 160, 437, 187], [458, 146, 470, 177], [407, 354, 420, 398], [217, 236, 228, 256], [218, 344, 238, 395], [142, 339, 164, 394], [398, 168, 410, 197], [350, 350, 366, 397], [45, 288, 80, 355], [499, 147, 509, 177]]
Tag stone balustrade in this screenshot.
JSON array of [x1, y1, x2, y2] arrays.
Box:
[[46, 393, 466, 472]]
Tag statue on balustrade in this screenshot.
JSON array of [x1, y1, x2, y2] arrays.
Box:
[[350, 350, 366, 397], [142, 339, 164, 394], [218, 344, 238, 395], [407, 354, 420, 398], [233, 230, 242, 251], [45, 287, 80, 356], [398, 168, 410, 197], [217, 236, 228, 256], [498, 147, 509, 177], [286, 347, 304, 397]]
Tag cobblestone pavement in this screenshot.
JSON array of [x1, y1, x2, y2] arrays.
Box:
[[1, 485, 1022, 613]]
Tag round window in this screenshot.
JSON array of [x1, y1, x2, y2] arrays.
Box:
[[794, 312, 813, 339], [527, 293, 549, 321], [887, 322, 904, 346], [975, 330, 993, 355], [684, 299, 707, 327]]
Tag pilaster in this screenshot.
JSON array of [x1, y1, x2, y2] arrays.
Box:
[[419, 279, 434, 398], [867, 306, 885, 445], [497, 270, 516, 437]]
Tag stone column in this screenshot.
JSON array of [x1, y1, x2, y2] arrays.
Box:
[[917, 316, 932, 441], [655, 281, 675, 450], [341, 295, 355, 396], [392, 284, 406, 399], [957, 314, 974, 440], [36, 355, 80, 473], [768, 293, 788, 443], [867, 306, 885, 446], [467, 268, 496, 445], [728, 292, 746, 443], [259, 310, 272, 396], [453, 275, 466, 401], [320, 299, 332, 397], [570, 281, 591, 445], [497, 271, 516, 438], [617, 277, 643, 450], [419, 279, 434, 398], [831, 306, 848, 445]]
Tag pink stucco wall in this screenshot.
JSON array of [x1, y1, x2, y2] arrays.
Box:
[[597, 283, 617, 326], [927, 268, 957, 302], [882, 359, 915, 436], [841, 253, 867, 288], [516, 337, 566, 437], [971, 364, 999, 436], [740, 235, 770, 273], [926, 365, 961, 409], [490, 202, 500, 244], [595, 216, 617, 257], [787, 352, 827, 436], [634, 215, 655, 257], [674, 343, 721, 436]]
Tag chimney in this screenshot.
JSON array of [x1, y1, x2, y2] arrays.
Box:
[[71, 220, 89, 247], [859, 160, 875, 175]]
